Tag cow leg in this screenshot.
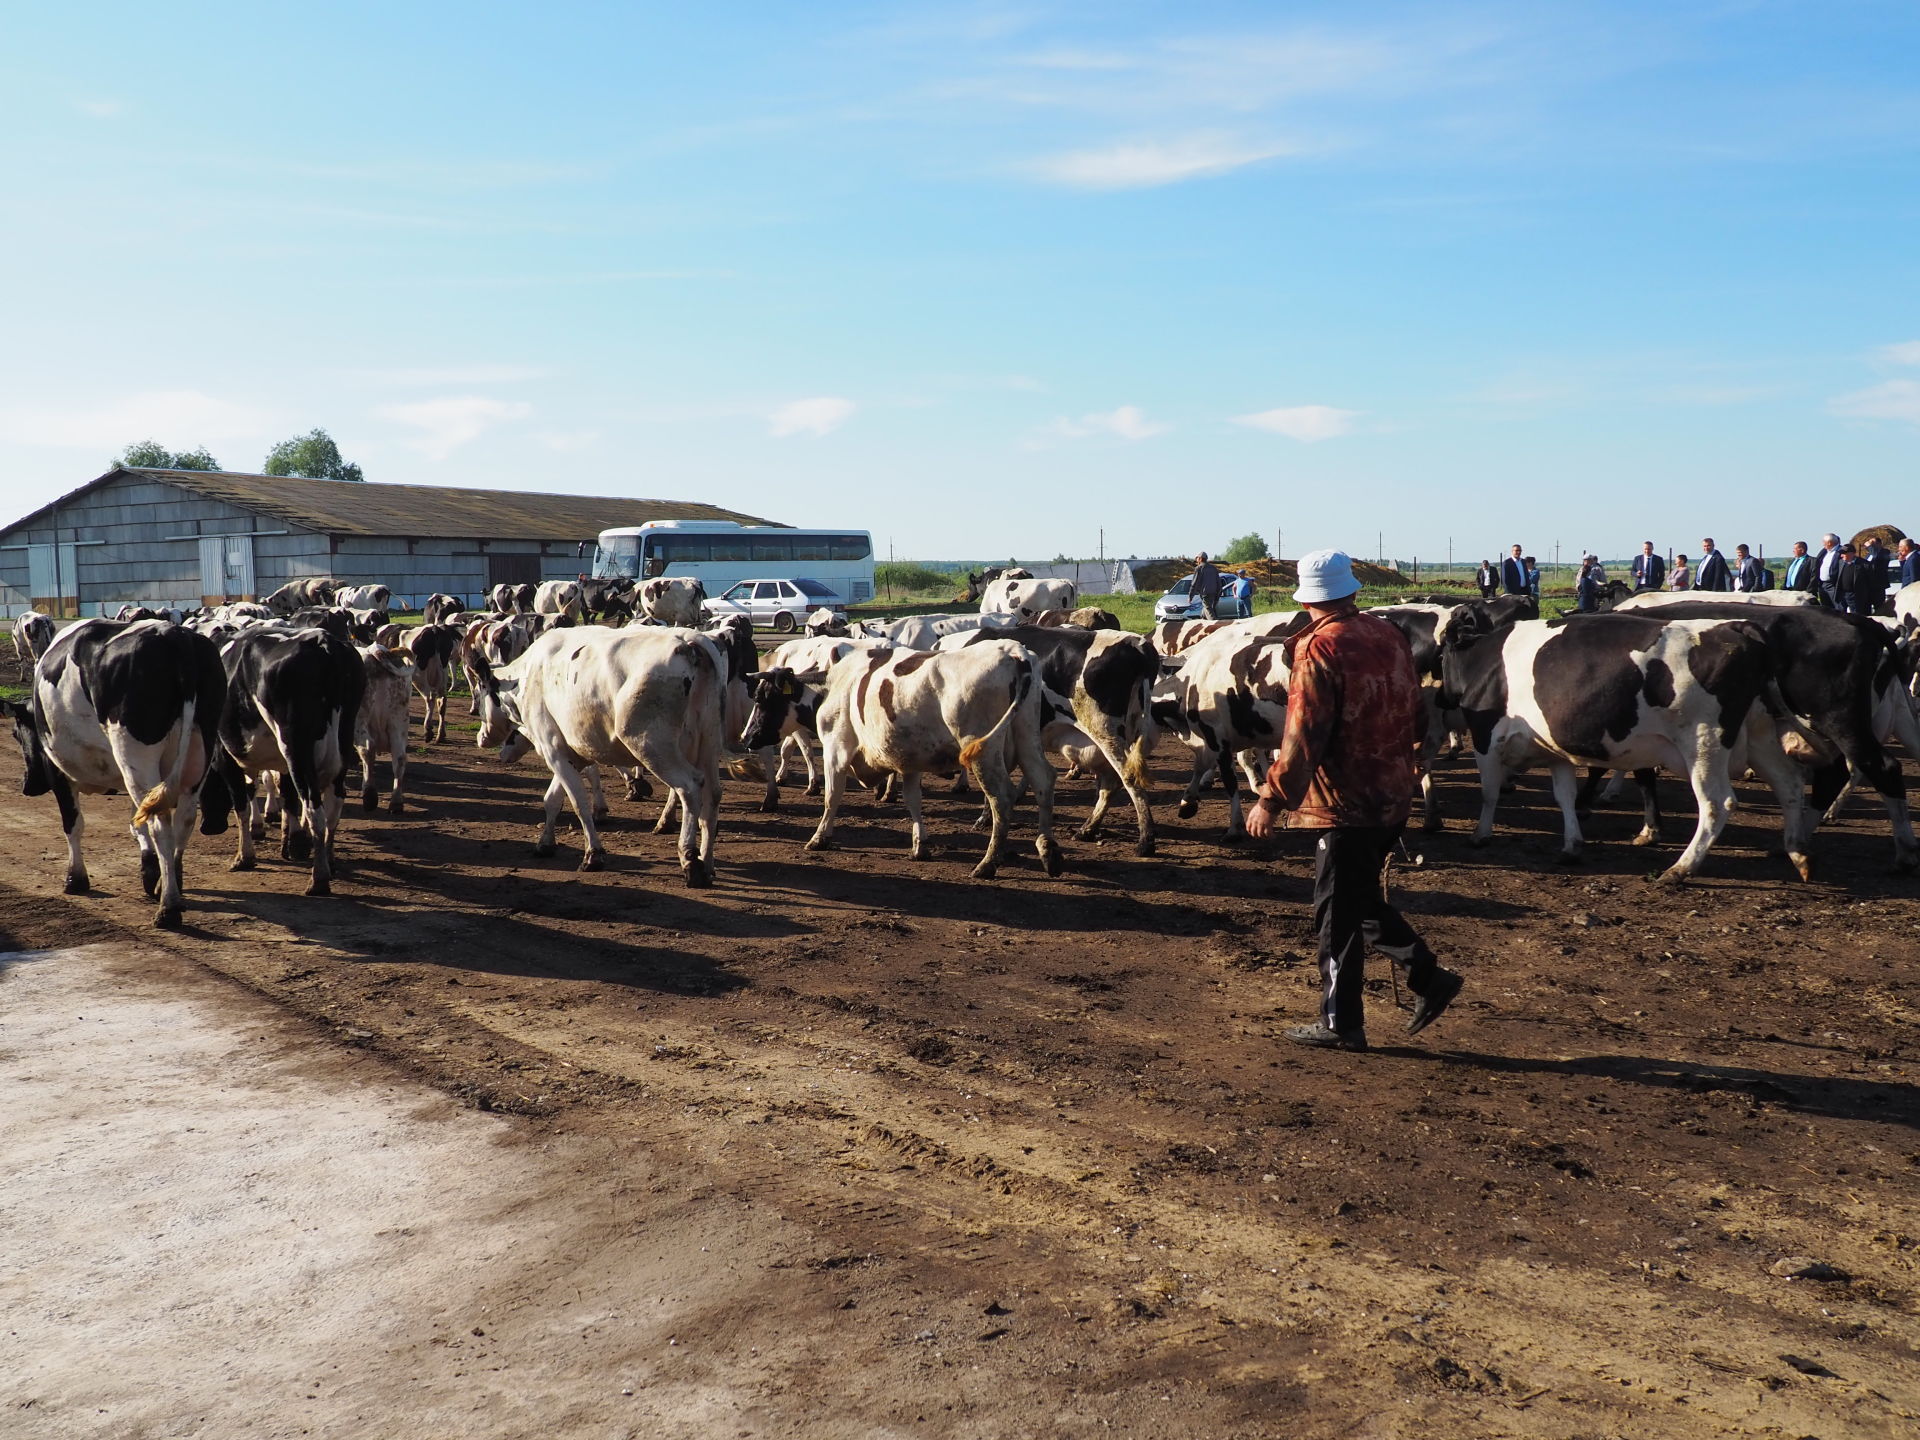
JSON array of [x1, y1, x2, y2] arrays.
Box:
[[1629, 768, 1664, 845], [1739, 714, 1814, 880], [1549, 762, 1585, 862], [1023, 731, 1064, 877], [46, 773, 89, 895], [582, 764, 610, 823], [280, 774, 313, 863], [1176, 744, 1214, 819], [971, 761, 1016, 879], [387, 717, 408, 814], [1660, 747, 1736, 882], [624, 767, 654, 802], [304, 770, 345, 897], [757, 744, 781, 811], [1220, 745, 1246, 841], [551, 759, 606, 869], [153, 801, 195, 928], [1470, 749, 1505, 846], [806, 750, 849, 852], [653, 785, 680, 834], [358, 741, 379, 811], [1076, 760, 1118, 840], [903, 773, 932, 860]]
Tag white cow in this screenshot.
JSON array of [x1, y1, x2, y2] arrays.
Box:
[[354, 645, 415, 814], [792, 639, 1063, 879], [473, 626, 725, 885], [12, 611, 54, 665], [533, 579, 585, 621], [979, 576, 1076, 619], [1149, 628, 1292, 839], [637, 577, 706, 627], [337, 584, 392, 610], [1615, 589, 1815, 610], [744, 637, 896, 806]]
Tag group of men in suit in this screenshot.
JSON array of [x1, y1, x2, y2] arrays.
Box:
[[1629, 531, 1914, 615]]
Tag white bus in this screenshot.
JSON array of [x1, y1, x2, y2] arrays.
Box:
[[590, 520, 875, 604]]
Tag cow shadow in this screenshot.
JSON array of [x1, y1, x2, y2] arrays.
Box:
[[190, 885, 752, 995], [1394, 1047, 1920, 1131]]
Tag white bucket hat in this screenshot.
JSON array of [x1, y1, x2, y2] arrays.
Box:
[[1294, 548, 1361, 604]]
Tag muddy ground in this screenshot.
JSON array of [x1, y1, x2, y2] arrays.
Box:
[[1, 682, 1916, 1438]]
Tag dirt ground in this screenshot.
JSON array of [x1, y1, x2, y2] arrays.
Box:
[[2, 682, 1917, 1439]]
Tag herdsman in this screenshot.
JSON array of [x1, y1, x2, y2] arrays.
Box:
[[1245, 549, 1465, 1050]]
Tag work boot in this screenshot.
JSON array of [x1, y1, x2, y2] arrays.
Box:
[[1285, 1024, 1368, 1052], [1407, 968, 1464, 1037]]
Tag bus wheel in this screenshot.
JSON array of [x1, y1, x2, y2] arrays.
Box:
[[773, 610, 797, 633]]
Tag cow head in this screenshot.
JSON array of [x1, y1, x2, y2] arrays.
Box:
[[741, 668, 822, 751], [465, 651, 525, 751], [4, 699, 51, 797]]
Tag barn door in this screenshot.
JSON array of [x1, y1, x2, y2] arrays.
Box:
[[487, 554, 543, 588], [27, 543, 79, 616], [200, 536, 256, 604]]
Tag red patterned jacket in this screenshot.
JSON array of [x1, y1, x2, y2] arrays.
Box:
[[1256, 606, 1424, 829]]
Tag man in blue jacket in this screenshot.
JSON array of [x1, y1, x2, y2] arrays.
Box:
[[1695, 537, 1732, 592]]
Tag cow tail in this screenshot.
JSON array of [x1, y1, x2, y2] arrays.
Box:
[[959, 659, 1032, 769], [131, 696, 196, 825]]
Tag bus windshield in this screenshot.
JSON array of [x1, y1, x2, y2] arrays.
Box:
[[595, 534, 641, 579]]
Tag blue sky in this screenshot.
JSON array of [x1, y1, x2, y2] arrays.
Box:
[[2, 1, 1916, 564]]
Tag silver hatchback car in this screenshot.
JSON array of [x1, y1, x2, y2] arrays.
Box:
[[705, 577, 847, 633]]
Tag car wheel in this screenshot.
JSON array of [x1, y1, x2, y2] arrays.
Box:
[[773, 610, 797, 633]]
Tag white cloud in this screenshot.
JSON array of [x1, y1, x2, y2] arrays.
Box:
[[1877, 341, 1920, 366], [1233, 404, 1361, 442], [0, 390, 271, 450], [75, 99, 123, 119], [768, 396, 855, 438], [375, 395, 533, 459], [1027, 133, 1301, 189], [1048, 405, 1169, 440], [537, 429, 601, 453], [356, 364, 548, 386], [1829, 380, 1920, 427]]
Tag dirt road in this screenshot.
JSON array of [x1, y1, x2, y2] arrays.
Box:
[[2, 710, 1915, 1437]]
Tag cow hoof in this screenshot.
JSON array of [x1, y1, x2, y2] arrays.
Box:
[[579, 851, 605, 872], [970, 861, 999, 880], [1653, 868, 1686, 886], [1469, 834, 1492, 849], [361, 794, 378, 812], [1176, 799, 1199, 819], [626, 780, 653, 802], [759, 797, 779, 813], [1422, 814, 1444, 834], [229, 858, 255, 873], [1040, 843, 1064, 878], [64, 874, 90, 896], [1895, 847, 1920, 874], [139, 854, 161, 899], [153, 907, 182, 930], [532, 842, 556, 857], [1134, 836, 1155, 858], [305, 879, 331, 897], [1074, 823, 1100, 841], [910, 846, 933, 861], [1631, 829, 1659, 847], [803, 783, 822, 798], [287, 835, 313, 862], [1555, 849, 1584, 866], [1221, 830, 1245, 845], [387, 798, 404, 816], [805, 837, 833, 853], [591, 808, 611, 824], [1789, 853, 1814, 882], [684, 862, 713, 889]]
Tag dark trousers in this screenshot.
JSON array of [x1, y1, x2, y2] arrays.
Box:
[[1200, 593, 1220, 620], [1311, 825, 1440, 1034]]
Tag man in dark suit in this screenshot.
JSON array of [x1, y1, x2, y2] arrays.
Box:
[[1630, 541, 1665, 591], [1783, 540, 1815, 592], [1815, 532, 1843, 607], [1733, 544, 1766, 592], [1835, 544, 1865, 614], [1477, 559, 1499, 599], [1898, 538, 1920, 587], [1863, 538, 1892, 608], [1502, 544, 1528, 596], [1855, 542, 1889, 616], [1695, 537, 1732, 592]]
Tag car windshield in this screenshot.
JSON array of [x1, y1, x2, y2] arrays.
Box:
[[1166, 577, 1193, 597], [721, 583, 752, 601], [794, 578, 837, 598]]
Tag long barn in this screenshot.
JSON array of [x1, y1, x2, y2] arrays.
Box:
[[0, 467, 778, 616]]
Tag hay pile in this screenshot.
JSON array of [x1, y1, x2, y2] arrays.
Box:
[[1850, 523, 1907, 551]]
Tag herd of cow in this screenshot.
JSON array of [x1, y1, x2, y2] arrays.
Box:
[[5, 567, 1918, 930]]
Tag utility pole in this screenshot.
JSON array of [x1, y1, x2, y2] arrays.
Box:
[[1277, 529, 1283, 564], [1378, 530, 1383, 564]]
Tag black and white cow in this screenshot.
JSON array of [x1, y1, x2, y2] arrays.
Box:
[[472, 626, 726, 885], [1149, 626, 1298, 839], [422, 592, 463, 625], [533, 580, 585, 621], [4, 619, 228, 926], [336, 584, 391, 610], [405, 623, 462, 742], [12, 611, 54, 666], [741, 639, 897, 807], [207, 626, 366, 896], [1438, 614, 1810, 880], [1607, 601, 1920, 871], [637, 577, 706, 627], [938, 623, 1161, 853]]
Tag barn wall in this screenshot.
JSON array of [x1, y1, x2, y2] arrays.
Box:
[[329, 537, 597, 608], [0, 474, 322, 615]]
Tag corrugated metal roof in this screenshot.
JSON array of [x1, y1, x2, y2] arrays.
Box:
[[1, 467, 782, 540]]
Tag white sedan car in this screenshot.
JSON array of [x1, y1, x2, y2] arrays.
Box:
[[704, 577, 848, 633]]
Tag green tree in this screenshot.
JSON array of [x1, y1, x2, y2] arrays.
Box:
[[1220, 532, 1270, 564], [117, 440, 222, 470], [263, 428, 364, 483]]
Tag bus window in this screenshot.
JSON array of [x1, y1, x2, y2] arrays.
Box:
[[709, 539, 749, 562], [790, 537, 830, 561], [829, 535, 871, 560], [596, 536, 641, 579], [751, 539, 791, 562]]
